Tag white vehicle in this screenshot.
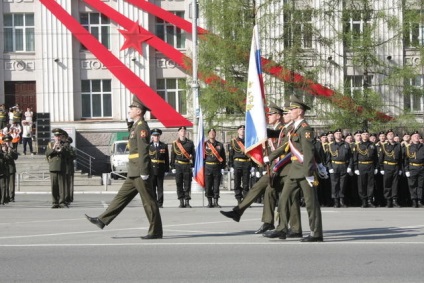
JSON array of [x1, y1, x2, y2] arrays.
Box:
[[109, 140, 129, 179]]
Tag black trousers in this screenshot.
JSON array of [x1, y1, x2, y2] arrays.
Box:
[[205, 164, 222, 199], [407, 166, 424, 201], [151, 173, 165, 205], [383, 166, 399, 200], [357, 165, 375, 200], [175, 163, 192, 200], [233, 161, 251, 199]]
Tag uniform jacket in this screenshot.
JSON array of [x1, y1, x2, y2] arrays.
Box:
[[403, 142, 424, 174], [3, 147, 18, 174], [149, 141, 170, 176], [127, 118, 151, 177], [170, 138, 195, 168], [228, 137, 251, 168], [352, 141, 378, 171], [205, 139, 226, 170], [326, 141, 353, 173], [378, 141, 402, 170], [267, 123, 293, 177], [45, 141, 65, 172]]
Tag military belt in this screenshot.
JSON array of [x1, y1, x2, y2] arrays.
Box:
[[151, 159, 165, 164], [410, 163, 424, 167], [332, 161, 347, 165], [129, 153, 139, 159], [234, 158, 249, 162], [206, 162, 220, 165], [383, 161, 397, 166], [359, 161, 373, 165], [176, 160, 190, 165]]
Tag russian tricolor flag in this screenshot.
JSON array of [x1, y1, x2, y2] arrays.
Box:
[[245, 25, 267, 165], [193, 109, 205, 187]]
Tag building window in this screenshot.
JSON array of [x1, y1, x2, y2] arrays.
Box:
[[3, 13, 35, 52], [155, 11, 185, 49], [81, 80, 112, 118], [344, 75, 373, 99], [405, 76, 424, 112], [283, 9, 313, 49], [343, 9, 372, 48], [404, 10, 424, 48], [80, 13, 110, 50], [156, 78, 187, 115]]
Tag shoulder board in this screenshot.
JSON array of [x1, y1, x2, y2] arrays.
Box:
[[137, 121, 142, 125], [301, 122, 308, 128]]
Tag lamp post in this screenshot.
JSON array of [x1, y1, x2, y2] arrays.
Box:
[[191, 1, 199, 138]]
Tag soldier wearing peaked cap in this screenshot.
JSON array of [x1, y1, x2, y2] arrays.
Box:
[[85, 97, 163, 239], [149, 128, 169, 208], [403, 131, 424, 208]]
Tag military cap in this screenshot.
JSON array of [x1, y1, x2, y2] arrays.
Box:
[[129, 96, 150, 111], [282, 101, 291, 114], [52, 128, 64, 136], [361, 129, 369, 134], [289, 95, 311, 111], [410, 130, 420, 137], [327, 131, 334, 135], [151, 128, 162, 136], [267, 102, 284, 115], [354, 130, 362, 135], [334, 128, 342, 134], [370, 133, 377, 137], [237, 125, 245, 130], [178, 126, 187, 131], [3, 135, 12, 142], [319, 133, 327, 138], [386, 129, 394, 135], [208, 128, 216, 133], [345, 132, 352, 137]]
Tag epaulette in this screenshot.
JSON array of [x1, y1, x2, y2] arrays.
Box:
[[301, 122, 308, 128], [137, 121, 142, 125]]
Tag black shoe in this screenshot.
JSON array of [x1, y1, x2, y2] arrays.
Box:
[[51, 204, 60, 209], [214, 199, 221, 208], [254, 223, 275, 234], [10, 198, 15, 202], [418, 201, 424, 208], [85, 214, 105, 229], [141, 234, 163, 239], [361, 200, 367, 208], [179, 199, 185, 208], [59, 203, 69, 208], [339, 199, 347, 208], [392, 200, 401, 208], [185, 200, 192, 208], [262, 230, 286, 239], [220, 210, 241, 222], [412, 200, 418, 208], [385, 200, 392, 208], [158, 204, 163, 208], [368, 201, 375, 208], [300, 235, 323, 242], [287, 231, 303, 238]]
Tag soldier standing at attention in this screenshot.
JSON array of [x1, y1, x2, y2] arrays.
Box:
[[263, 95, 323, 242], [403, 131, 424, 208], [63, 135, 76, 204], [149, 128, 169, 208], [379, 129, 402, 208], [0, 104, 8, 130], [85, 97, 162, 239], [170, 126, 195, 208], [228, 125, 252, 204], [45, 128, 67, 208], [327, 128, 353, 208], [353, 130, 379, 208], [204, 128, 226, 208]]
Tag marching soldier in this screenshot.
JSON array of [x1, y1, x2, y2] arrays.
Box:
[[46, 128, 67, 208], [170, 126, 195, 208], [379, 129, 402, 207], [85, 97, 163, 239], [353, 129, 379, 208], [327, 128, 353, 208], [403, 131, 424, 208], [204, 128, 226, 208], [228, 125, 252, 204], [149, 128, 169, 208]]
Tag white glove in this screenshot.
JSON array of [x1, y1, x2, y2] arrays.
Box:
[[165, 172, 169, 176], [405, 171, 411, 178], [140, 175, 149, 180], [262, 171, 267, 175], [230, 167, 234, 173], [250, 167, 255, 173], [380, 170, 384, 175], [263, 156, 270, 164], [347, 167, 352, 174], [171, 169, 176, 174], [354, 170, 360, 176], [328, 168, 334, 174], [305, 176, 315, 187], [398, 170, 402, 176], [374, 169, 378, 175], [255, 172, 261, 178], [251, 171, 255, 177], [317, 163, 326, 172], [221, 169, 225, 174]]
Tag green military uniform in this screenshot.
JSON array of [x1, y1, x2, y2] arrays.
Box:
[[45, 128, 66, 208], [0, 140, 10, 205], [3, 136, 18, 202], [96, 99, 162, 238], [64, 137, 76, 203], [0, 105, 8, 130]]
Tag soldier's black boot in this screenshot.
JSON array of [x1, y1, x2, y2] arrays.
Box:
[[412, 200, 418, 208], [361, 199, 367, 208], [185, 199, 191, 208], [418, 201, 424, 208], [340, 198, 347, 208], [368, 199, 375, 208], [207, 198, 214, 208], [393, 199, 401, 208], [179, 199, 185, 208], [333, 198, 340, 208], [385, 199, 392, 208], [214, 198, 221, 208]]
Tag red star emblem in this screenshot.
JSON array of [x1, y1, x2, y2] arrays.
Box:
[[118, 21, 153, 55]]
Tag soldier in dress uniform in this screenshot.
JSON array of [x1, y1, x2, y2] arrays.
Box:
[[379, 129, 402, 208], [63, 135, 76, 204], [374, 131, 387, 206], [204, 128, 226, 208], [317, 133, 331, 206], [0, 135, 15, 204], [263, 95, 323, 242], [170, 126, 195, 208], [352, 129, 379, 208], [327, 128, 353, 208], [228, 125, 253, 204], [149, 128, 169, 208], [85, 97, 163, 239], [403, 131, 424, 208], [45, 128, 67, 208], [0, 104, 8, 131]]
